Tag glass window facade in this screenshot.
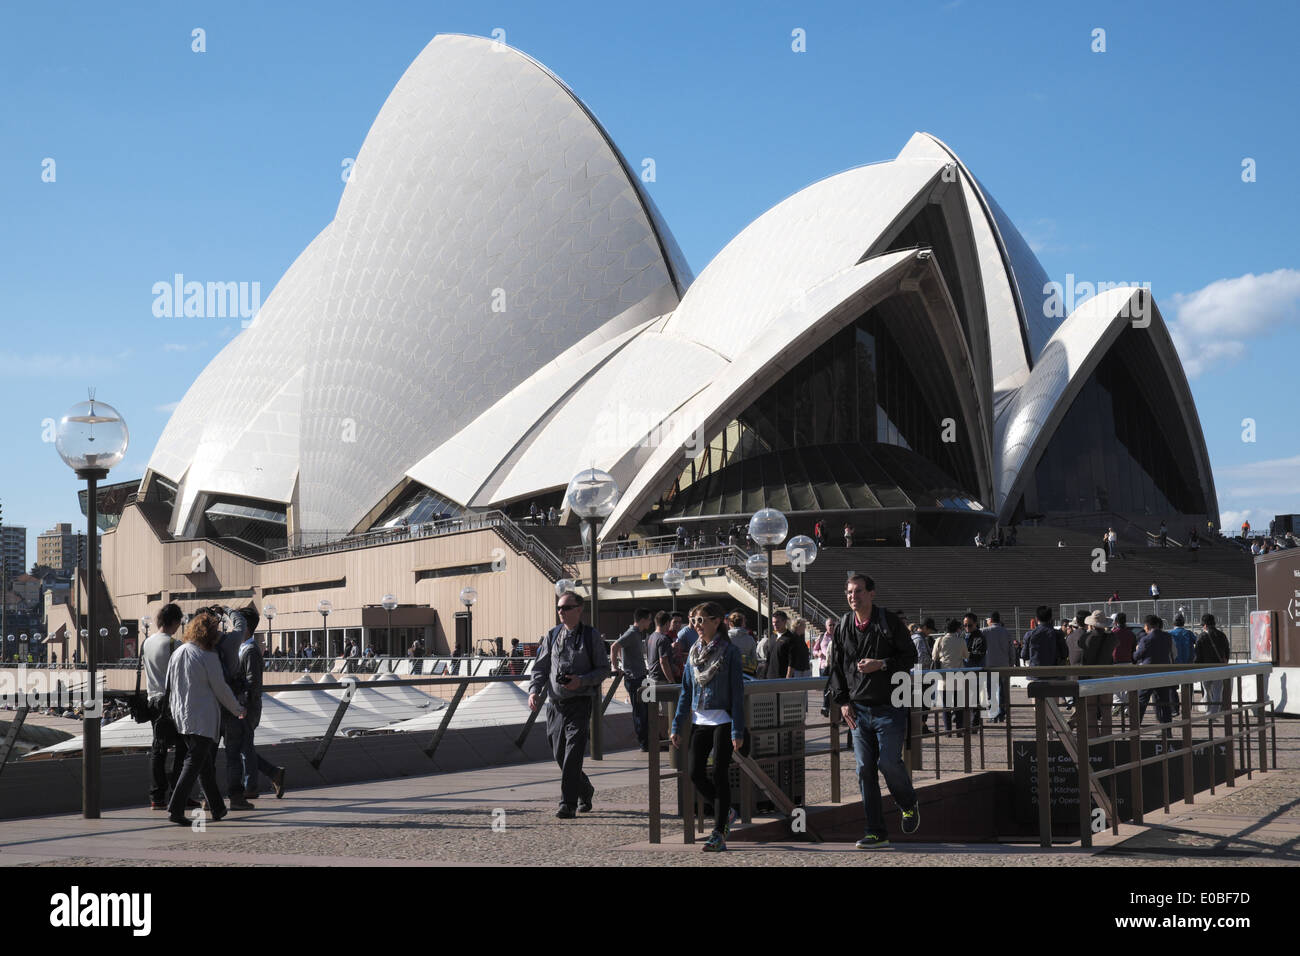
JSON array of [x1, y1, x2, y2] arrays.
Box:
[[1031, 328, 1206, 518], [656, 299, 985, 519]]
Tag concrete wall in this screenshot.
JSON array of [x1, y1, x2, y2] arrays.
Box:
[[0, 712, 636, 820]]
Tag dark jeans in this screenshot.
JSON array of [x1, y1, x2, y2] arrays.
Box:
[[689, 722, 736, 832], [221, 711, 250, 798], [850, 703, 916, 839], [625, 675, 648, 747], [545, 695, 593, 809], [149, 713, 188, 804], [1139, 687, 1174, 725], [237, 701, 280, 794], [167, 734, 225, 820]]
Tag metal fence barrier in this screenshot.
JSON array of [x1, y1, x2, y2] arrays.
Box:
[[1026, 662, 1275, 847]]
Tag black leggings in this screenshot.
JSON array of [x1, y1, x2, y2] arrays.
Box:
[[690, 723, 735, 832]]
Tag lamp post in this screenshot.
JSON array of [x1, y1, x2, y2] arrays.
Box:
[[663, 566, 685, 612], [748, 508, 788, 643], [55, 392, 128, 819], [459, 587, 477, 656], [118, 625, 128, 660], [785, 535, 818, 620], [554, 578, 575, 599], [32, 632, 42, 665], [381, 594, 396, 657], [745, 552, 769, 645], [565, 467, 620, 761], [318, 599, 332, 659], [263, 604, 276, 655]]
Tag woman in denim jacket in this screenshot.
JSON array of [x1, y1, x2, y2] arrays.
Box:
[[671, 600, 746, 852]]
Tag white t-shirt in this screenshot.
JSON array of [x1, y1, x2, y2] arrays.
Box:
[[694, 708, 731, 726]]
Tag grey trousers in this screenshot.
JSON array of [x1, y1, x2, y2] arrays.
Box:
[[545, 695, 593, 809]]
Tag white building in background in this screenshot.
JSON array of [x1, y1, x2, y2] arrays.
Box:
[[102, 34, 1220, 650]]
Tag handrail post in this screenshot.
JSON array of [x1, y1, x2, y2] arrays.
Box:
[[829, 703, 841, 804], [309, 678, 358, 769], [1035, 695, 1051, 847], [1076, 696, 1092, 847], [1003, 671, 1013, 770], [423, 679, 468, 759], [1181, 682, 1194, 805], [1127, 690, 1144, 825], [961, 705, 972, 773], [1256, 674, 1268, 773], [1224, 679, 1236, 788], [648, 698, 662, 844], [680, 713, 696, 844]]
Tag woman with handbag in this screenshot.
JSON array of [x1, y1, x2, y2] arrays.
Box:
[[670, 601, 746, 852], [164, 610, 246, 825]]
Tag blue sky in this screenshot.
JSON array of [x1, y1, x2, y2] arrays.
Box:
[[2, 0, 1297, 567]]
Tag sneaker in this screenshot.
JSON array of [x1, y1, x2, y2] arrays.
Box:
[[901, 803, 920, 835], [703, 829, 727, 852], [150, 801, 168, 811], [723, 806, 740, 835], [229, 797, 256, 811], [855, 833, 890, 849], [555, 805, 576, 819]]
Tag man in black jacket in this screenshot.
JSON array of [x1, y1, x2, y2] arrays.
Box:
[[827, 572, 919, 848], [1195, 613, 1232, 713], [235, 605, 287, 800]]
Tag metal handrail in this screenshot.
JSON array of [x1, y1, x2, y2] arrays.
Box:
[[644, 676, 832, 844], [1025, 661, 1274, 847]]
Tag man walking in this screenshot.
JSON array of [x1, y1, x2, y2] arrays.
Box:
[[528, 591, 610, 818], [981, 611, 1013, 721], [1195, 613, 1231, 713], [236, 606, 288, 799], [612, 608, 652, 751], [143, 603, 188, 810], [826, 572, 919, 848], [1134, 614, 1175, 725]]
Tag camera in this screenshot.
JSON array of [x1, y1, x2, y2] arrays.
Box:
[[555, 666, 572, 686]]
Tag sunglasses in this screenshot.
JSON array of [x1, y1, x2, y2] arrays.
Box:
[[556, 604, 581, 612]]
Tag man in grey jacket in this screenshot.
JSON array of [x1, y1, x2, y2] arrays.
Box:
[[981, 611, 1014, 722], [528, 591, 610, 818], [143, 603, 186, 809]]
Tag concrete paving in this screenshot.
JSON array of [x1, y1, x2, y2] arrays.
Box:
[[2, 712, 1295, 866]]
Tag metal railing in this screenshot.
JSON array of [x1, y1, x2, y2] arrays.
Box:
[[264, 510, 573, 580], [1059, 595, 1258, 658], [13, 668, 632, 774], [645, 677, 831, 844], [1026, 662, 1275, 847]]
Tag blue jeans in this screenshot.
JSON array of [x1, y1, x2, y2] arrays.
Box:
[[849, 703, 916, 839], [625, 675, 648, 747]]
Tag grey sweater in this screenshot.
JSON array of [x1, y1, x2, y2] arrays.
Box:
[[165, 642, 244, 740]]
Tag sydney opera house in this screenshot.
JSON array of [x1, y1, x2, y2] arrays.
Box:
[[86, 34, 1217, 656]]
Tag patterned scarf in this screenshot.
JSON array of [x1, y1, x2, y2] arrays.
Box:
[[690, 634, 727, 687]]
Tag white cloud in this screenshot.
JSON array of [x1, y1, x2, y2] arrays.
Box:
[[155, 401, 180, 413], [1167, 268, 1300, 378], [161, 342, 207, 353], [0, 352, 114, 376], [1215, 454, 1300, 501]]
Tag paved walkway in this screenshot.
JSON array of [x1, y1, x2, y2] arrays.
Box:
[[3, 722, 1296, 866]]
